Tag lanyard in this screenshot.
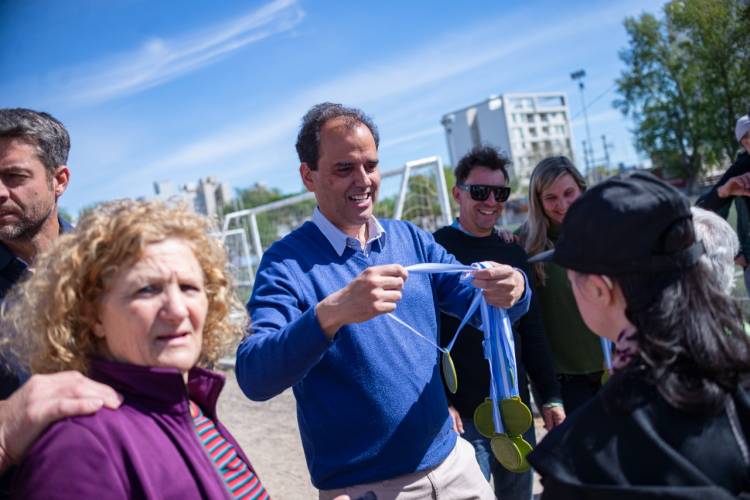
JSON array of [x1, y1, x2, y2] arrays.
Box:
[[388, 262, 535, 472], [387, 262, 519, 434], [600, 337, 613, 372]]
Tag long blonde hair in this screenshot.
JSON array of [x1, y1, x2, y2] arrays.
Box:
[[518, 156, 586, 286]]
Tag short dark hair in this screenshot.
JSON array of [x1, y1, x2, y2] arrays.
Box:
[[0, 108, 70, 174], [454, 145, 510, 185], [295, 102, 379, 170]]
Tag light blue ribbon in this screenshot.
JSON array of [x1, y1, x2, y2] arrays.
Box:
[[388, 262, 519, 435], [600, 337, 613, 372]]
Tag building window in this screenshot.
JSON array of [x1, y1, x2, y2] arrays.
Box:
[[540, 113, 548, 122], [538, 95, 564, 108], [529, 127, 537, 138], [526, 113, 534, 123]]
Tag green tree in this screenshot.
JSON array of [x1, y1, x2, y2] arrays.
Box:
[[614, 0, 750, 192], [668, 0, 750, 161]]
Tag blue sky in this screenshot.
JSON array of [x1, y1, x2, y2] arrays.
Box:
[[0, 0, 664, 214]]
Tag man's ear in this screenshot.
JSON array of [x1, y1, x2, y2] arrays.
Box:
[[300, 163, 315, 193], [452, 185, 461, 203], [52, 166, 70, 199]]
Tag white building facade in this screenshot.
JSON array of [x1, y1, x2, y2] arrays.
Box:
[[152, 176, 233, 219], [442, 93, 575, 185]]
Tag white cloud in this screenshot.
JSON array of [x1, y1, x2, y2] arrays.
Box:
[[63, 0, 303, 105], [381, 126, 443, 149], [102, 1, 652, 194]]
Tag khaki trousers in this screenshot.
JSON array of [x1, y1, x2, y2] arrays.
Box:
[[319, 437, 494, 500]]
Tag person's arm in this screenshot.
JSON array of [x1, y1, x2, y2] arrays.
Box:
[[12, 420, 128, 499], [236, 249, 407, 401], [0, 371, 122, 473], [696, 153, 750, 214]]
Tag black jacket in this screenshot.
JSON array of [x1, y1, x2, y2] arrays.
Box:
[[529, 372, 750, 499]]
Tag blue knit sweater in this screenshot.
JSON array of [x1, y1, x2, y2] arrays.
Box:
[[236, 219, 530, 489]]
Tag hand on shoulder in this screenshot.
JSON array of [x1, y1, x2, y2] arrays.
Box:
[[0, 371, 121, 472]]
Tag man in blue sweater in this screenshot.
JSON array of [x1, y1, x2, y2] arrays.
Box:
[[236, 103, 530, 499]]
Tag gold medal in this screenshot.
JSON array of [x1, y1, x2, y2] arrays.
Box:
[[500, 396, 532, 437], [441, 351, 458, 394]]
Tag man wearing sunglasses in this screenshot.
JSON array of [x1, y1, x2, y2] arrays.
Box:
[[434, 146, 564, 500]]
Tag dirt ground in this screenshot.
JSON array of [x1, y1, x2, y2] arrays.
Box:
[[217, 369, 544, 499]]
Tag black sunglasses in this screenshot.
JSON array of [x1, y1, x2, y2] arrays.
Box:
[[457, 183, 511, 202]]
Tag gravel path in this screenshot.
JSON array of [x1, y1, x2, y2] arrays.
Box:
[[217, 369, 544, 499]]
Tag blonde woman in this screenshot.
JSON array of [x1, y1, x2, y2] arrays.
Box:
[[9, 200, 269, 500], [517, 156, 604, 413]]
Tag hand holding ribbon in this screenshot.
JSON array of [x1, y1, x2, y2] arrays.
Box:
[[316, 264, 408, 339]]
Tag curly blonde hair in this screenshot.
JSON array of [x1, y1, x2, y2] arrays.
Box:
[[8, 199, 244, 375]]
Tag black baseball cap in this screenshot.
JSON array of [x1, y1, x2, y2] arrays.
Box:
[[528, 171, 704, 275]]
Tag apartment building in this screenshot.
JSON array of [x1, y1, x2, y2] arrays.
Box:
[[441, 92, 575, 185]]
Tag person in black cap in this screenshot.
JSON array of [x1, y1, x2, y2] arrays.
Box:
[[526, 171, 750, 499]]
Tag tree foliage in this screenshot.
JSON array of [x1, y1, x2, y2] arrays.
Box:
[[614, 0, 750, 191]]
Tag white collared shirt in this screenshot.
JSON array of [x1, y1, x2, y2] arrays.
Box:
[[311, 207, 386, 256]]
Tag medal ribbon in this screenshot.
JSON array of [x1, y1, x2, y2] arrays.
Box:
[[387, 262, 520, 434]]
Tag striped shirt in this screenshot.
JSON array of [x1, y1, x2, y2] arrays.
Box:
[[190, 400, 270, 500]]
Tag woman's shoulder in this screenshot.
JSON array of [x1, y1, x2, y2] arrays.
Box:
[[29, 404, 146, 454]]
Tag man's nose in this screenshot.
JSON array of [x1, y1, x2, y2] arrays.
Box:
[[484, 194, 501, 207], [353, 165, 372, 186]]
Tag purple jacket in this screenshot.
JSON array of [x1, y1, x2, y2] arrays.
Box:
[[13, 359, 259, 499]]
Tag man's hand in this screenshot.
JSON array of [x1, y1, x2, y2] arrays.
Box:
[[496, 229, 519, 244], [316, 264, 408, 339], [718, 173, 750, 198], [471, 263, 525, 309], [0, 371, 122, 472], [448, 405, 464, 434], [541, 405, 566, 431]]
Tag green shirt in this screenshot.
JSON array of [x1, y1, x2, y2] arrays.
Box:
[[521, 225, 604, 375], [538, 259, 605, 375]]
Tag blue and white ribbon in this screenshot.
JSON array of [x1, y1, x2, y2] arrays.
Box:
[[387, 262, 519, 434]]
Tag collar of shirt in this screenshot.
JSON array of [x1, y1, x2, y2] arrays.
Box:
[[0, 214, 74, 268], [312, 207, 386, 256], [0, 214, 74, 297]]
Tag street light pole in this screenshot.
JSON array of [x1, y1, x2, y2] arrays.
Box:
[[571, 69, 594, 181]]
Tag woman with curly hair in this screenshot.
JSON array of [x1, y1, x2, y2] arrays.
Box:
[[527, 172, 750, 498], [8, 200, 270, 499], [516, 156, 604, 414]]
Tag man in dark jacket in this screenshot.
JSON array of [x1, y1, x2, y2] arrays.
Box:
[[434, 146, 564, 500], [696, 110, 750, 293], [0, 109, 121, 493]]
